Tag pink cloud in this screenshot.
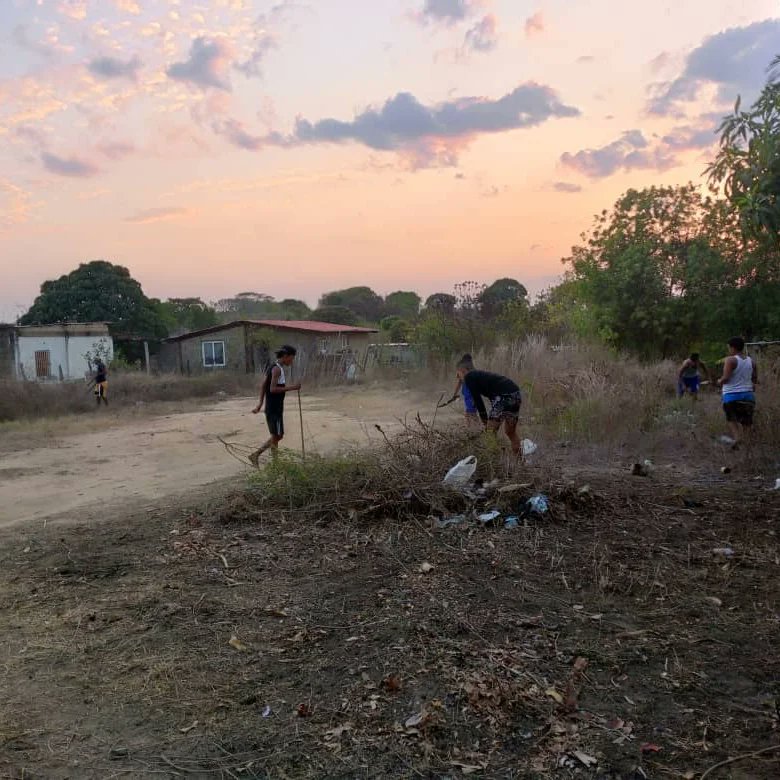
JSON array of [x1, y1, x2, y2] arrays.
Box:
[[525, 11, 545, 38]]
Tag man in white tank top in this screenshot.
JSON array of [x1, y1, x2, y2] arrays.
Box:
[[717, 336, 758, 449]]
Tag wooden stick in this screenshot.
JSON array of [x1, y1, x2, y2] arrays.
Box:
[[297, 389, 306, 460], [700, 745, 780, 779]]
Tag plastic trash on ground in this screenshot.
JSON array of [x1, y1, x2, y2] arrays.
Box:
[[773, 478, 780, 491], [719, 435, 736, 445], [478, 509, 501, 524], [443, 456, 477, 489], [527, 494, 549, 514], [712, 547, 734, 557], [436, 514, 467, 529], [522, 439, 538, 457], [504, 516, 520, 529]]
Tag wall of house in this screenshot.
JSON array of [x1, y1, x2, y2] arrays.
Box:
[[17, 333, 113, 381], [170, 325, 248, 375]]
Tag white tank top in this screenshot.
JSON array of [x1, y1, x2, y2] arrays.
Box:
[[722, 355, 753, 395]]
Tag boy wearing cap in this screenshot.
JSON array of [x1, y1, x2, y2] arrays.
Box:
[[249, 346, 301, 466]]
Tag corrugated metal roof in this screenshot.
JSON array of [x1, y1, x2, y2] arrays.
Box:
[[163, 319, 378, 342]]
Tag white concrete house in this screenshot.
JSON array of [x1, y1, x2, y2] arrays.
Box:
[[12, 323, 113, 381]]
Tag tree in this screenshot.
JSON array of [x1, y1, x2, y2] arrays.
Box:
[[380, 315, 411, 342], [310, 305, 359, 326], [157, 298, 218, 335], [479, 278, 529, 319], [214, 292, 310, 321], [20, 260, 167, 337], [563, 185, 746, 357], [319, 286, 384, 322], [424, 293, 457, 315], [708, 58, 780, 242], [384, 291, 421, 319]]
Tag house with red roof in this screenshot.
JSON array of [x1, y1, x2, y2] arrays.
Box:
[[159, 319, 378, 376]]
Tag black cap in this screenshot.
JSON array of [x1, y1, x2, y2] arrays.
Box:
[[276, 344, 297, 357]]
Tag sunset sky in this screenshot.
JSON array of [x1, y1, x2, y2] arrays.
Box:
[[1, 0, 778, 320]]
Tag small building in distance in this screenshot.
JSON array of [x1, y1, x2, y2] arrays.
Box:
[[159, 320, 379, 376], [0, 322, 113, 381]]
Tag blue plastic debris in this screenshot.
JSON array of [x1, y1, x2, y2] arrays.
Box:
[[526, 494, 549, 515], [504, 516, 520, 529]]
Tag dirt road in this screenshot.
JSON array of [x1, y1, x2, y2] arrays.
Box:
[[0, 387, 437, 528]]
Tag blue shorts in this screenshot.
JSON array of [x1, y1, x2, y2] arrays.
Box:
[[462, 385, 477, 415], [682, 376, 700, 393]]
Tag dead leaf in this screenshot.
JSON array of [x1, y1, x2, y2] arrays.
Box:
[[572, 657, 589, 673], [545, 688, 564, 705], [420, 562, 434, 573], [704, 596, 723, 607], [382, 674, 402, 693], [573, 751, 597, 768], [641, 742, 662, 754], [297, 703, 312, 717], [229, 635, 248, 652], [265, 607, 289, 618], [179, 721, 198, 734], [324, 723, 352, 741]]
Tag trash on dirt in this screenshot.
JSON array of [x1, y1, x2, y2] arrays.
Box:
[[522, 439, 538, 457], [773, 478, 780, 490], [640, 743, 662, 754], [504, 516, 519, 529], [721, 466, 732, 474], [443, 456, 478, 488], [403, 489, 413, 500], [704, 596, 723, 607], [478, 509, 501, 524], [404, 710, 428, 729], [712, 547, 734, 557], [109, 748, 129, 760], [229, 635, 249, 652], [436, 514, 467, 529], [419, 562, 434, 573], [261, 705, 272, 718], [577, 485, 592, 495], [526, 495, 549, 515], [719, 435, 736, 445], [297, 702, 312, 717], [572, 751, 598, 768], [545, 687, 564, 705], [632, 459, 653, 477], [179, 721, 198, 734]]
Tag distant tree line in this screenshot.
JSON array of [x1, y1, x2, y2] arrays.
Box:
[[18, 55, 780, 361]]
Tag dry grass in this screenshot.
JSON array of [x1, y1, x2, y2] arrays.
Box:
[[0, 371, 259, 423]]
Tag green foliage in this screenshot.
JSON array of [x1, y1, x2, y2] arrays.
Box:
[[157, 297, 218, 335], [310, 305, 359, 326], [319, 286, 384, 322], [20, 260, 167, 337], [380, 315, 411, 342], [479, 278, 528, 319], [214, 292, 311, 322], [708, 66, 780, 242], [384, 291, 421, 319], [424, 293, 457, 314], [562, 184, 780, 357]]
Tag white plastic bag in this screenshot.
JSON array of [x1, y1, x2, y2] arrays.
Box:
[[522, 439, 538, 457], [443, 456, 477, 488]]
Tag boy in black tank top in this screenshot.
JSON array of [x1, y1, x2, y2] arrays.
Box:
[[249, 346, 301, 467]]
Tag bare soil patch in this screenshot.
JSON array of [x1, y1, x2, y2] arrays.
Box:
[[1, 463, 778, 778]]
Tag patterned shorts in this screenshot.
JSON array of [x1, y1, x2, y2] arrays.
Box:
[[488, 391, 521, 422]]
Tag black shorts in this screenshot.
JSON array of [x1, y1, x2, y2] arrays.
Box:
[[489, 391, 522, 422], [723, 400, 754, 426], [266, 411, 284, 437]]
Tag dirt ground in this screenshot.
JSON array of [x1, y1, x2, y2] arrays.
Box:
[[0, 394, 779, 779], [0, 387, 435, 529]]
